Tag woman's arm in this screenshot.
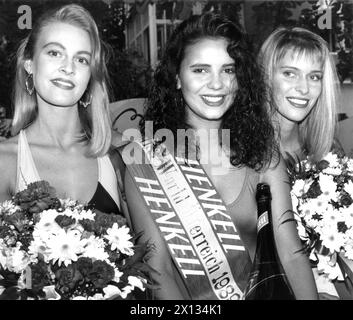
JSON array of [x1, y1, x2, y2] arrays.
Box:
[[261, 156, 319, 300], [124, 168, 186, 300]]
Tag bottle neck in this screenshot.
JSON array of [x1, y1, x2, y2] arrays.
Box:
[[257, 211, 269, 233]]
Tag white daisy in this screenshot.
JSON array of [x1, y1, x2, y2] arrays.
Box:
[[58, 208, 84, 222], [323, 152, 339, 167], [7, 245, 30, 273], [312, 195, 331, 214], [82, 236, 109, 261], [344, 180, 353, 199], [338, 205, 353, 228], [321, 208, 343, 228], [46, 229, 88, 266], [323, 167, 342, 176], [28, 230, 51, 259], [104, 224, 134, 256], [77, 209, 95, 221], [32, 225, 61, 247], [298, 198, 325, 229], [320, 225, 345, 254], [318, 173, 338, 201], [35, 210, 62, 234], [292, 178, 312, 198]]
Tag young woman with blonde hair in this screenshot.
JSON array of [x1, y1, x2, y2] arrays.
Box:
[[0, 4, 125, 219], [259, 26, 342, 163], [259, 27, 346, 299]]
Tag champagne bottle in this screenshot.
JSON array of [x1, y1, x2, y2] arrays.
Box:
[[243, 183, 295, 300]]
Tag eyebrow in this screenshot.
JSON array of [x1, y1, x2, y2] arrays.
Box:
[[280, 66, 322, 73], [189, 63, 235, 68], [42, 42, 92, 56]]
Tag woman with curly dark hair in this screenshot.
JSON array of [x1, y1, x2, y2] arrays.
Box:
[[122, 12, 318, 300]]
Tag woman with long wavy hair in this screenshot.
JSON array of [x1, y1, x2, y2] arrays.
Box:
[[122, 12, 318, 300]]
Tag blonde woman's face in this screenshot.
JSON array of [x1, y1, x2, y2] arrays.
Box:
[[272, 51, 323, 123], [25, 22, 92, 109]]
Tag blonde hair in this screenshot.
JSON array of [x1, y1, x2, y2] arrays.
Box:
[[259, 27, 339, 162], [12, 4, 111, 157]]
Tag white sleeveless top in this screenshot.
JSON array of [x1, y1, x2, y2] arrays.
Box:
[[16, 130, 120, 209]]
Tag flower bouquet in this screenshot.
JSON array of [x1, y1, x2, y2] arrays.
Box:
[[288, 152, 353, 296], [0, 181, 154, 300]]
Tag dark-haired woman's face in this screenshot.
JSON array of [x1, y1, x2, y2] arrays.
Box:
[[177, 38, 238, 127], [25, 22, 92, 109]]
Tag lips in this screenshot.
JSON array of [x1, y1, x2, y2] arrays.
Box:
[[201, 95, 226, 106], [286, 97, 309, 108], [50, 78, 75, 90]]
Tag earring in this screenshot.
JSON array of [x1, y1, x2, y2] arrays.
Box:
[[79, 93, 92, 108], [25, 73, 34, 95]]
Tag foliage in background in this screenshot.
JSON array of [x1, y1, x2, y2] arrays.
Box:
[[250, 1, 302, 52], [298, 0, 353, 83], [101, 1, 152, 101], [201, 0, 243, 28], [251, 0, 353, 83]]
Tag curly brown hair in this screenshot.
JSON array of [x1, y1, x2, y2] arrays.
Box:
[[141, 12, 278, 171]]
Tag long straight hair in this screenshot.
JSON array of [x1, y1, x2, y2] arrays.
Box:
[[259, 27, 339, 162], [12, 4, 111, 157]]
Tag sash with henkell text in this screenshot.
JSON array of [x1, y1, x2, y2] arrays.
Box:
[[125, 139, 252, 300]]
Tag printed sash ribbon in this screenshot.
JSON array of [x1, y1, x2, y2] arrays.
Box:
[[125, 139, 251, 300]]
